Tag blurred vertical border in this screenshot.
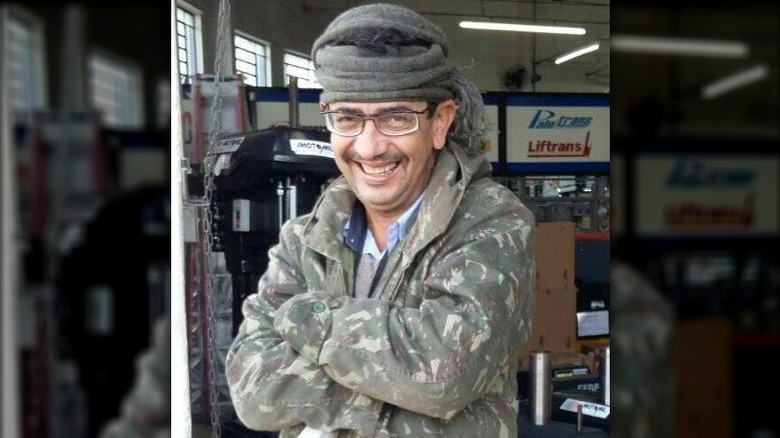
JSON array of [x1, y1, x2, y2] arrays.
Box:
[[2, 1, 170, 437], [612, 0, 779, 436]]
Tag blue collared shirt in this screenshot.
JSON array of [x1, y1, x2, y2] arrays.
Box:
[[343, 192, 425, 261]]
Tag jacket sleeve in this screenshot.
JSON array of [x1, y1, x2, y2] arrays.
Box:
[[99, 316, 171, 438], [274, 206, 535, 420], [225, 220, 382, 435]]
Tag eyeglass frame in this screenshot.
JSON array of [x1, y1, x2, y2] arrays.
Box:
[[320, 102, 438, 137]]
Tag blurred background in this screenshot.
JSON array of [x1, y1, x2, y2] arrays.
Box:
[[612, 0, 779, 437], [1, 2, 170, 437], [0, 0, 777, 437]]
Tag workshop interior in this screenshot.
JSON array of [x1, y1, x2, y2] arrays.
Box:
[[1, 0, 777, 437]]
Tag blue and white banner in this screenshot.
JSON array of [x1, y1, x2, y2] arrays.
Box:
[[635, 155, 779, 236], [250, 89, 610, 173], [506, 95, 610, 172]]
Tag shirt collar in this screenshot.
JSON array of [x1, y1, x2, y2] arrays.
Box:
[[344, 191, 426, 257]]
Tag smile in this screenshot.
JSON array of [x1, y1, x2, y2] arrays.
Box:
[[360, 162, 399, 176]]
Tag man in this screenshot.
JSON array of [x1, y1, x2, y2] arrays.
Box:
[[226, 4, 535, 437]]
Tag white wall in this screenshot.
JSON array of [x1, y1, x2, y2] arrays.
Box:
[[184, 0, 610, 93]]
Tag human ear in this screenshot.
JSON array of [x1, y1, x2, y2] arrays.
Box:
[[432, 100, 456, 150]]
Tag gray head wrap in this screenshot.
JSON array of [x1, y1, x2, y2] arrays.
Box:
[[311, 3, 488, 155]]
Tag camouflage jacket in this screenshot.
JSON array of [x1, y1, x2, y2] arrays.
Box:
[[610, 260, 675, 438], [226, 145, 535, 437], [99, 316, 171, 438]]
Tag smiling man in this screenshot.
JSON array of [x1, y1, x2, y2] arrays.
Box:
[[226, 4, 535, 437], [323, 100, 451, 251]]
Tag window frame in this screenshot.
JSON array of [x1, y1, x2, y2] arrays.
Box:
[[2, 5, 47, 124], [175, 1, 204, 84], [283, 51, 321, 89], [233, 31, 271, 87], [88, 48, 144, 128], [157, 78, 170, 128]]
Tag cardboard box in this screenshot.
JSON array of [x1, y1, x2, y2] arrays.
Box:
[[673, 319, 733, 438], [518, 222, 578, 368], [532, 222, 575, 290]]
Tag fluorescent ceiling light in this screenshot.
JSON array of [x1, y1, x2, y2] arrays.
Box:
[[611, 35, 748, 57], [555, 43, 600, 64], [459, 21, 586, 35], [701, 64, 769, 99]]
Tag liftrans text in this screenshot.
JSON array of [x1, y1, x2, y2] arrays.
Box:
[[527, 132, 592, 158]]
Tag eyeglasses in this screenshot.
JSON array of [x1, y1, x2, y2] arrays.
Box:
[[320, 104, 433, 137]]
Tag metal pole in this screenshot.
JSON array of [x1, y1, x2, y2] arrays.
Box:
[[276, 181, 285, 230], [529, 350, 551, 425], [60, 5, 85, 112], [288, 76, 299, 127], [44, 7, 90, 437], [286, 176, 297, 220], [604, 346, 610, 406]]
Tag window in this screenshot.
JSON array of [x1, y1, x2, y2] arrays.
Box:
[[88, 51, 143, 128], [175, 4, 203, 84], [3, 8, 46, 123], [234, 33, 269, 87], [283, 52, 321, 89], [157, 79, 170, 128]]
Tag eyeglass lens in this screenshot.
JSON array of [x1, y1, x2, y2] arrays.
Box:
[[326, 111, 419, 136]]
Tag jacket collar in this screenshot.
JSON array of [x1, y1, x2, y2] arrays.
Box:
[[302, 145, 490, 262]]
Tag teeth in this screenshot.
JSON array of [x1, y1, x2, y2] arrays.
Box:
[[362, 162, 398, 176]]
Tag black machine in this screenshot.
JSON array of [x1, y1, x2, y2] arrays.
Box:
[[202, 126, 339, 333], [55, 185, 170, 437]]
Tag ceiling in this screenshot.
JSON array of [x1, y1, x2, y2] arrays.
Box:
[[611, 0, 779, 138], [224, 0, 778, 138], [301, 0, 611, 93]]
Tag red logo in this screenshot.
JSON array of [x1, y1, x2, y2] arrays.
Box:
[[528, 131, 592, 158], [664, 193, 755, 228]]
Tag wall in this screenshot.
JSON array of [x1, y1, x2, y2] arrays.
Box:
[[184, 0, 610, 93], [24, 4, 169, 129]]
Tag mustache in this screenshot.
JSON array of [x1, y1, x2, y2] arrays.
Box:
[[343, 150, 405, 162]]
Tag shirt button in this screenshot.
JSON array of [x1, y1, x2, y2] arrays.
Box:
[[312, 302, 327, 313]]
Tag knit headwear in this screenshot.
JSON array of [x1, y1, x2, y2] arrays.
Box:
[[311, 3, 488, 155]]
